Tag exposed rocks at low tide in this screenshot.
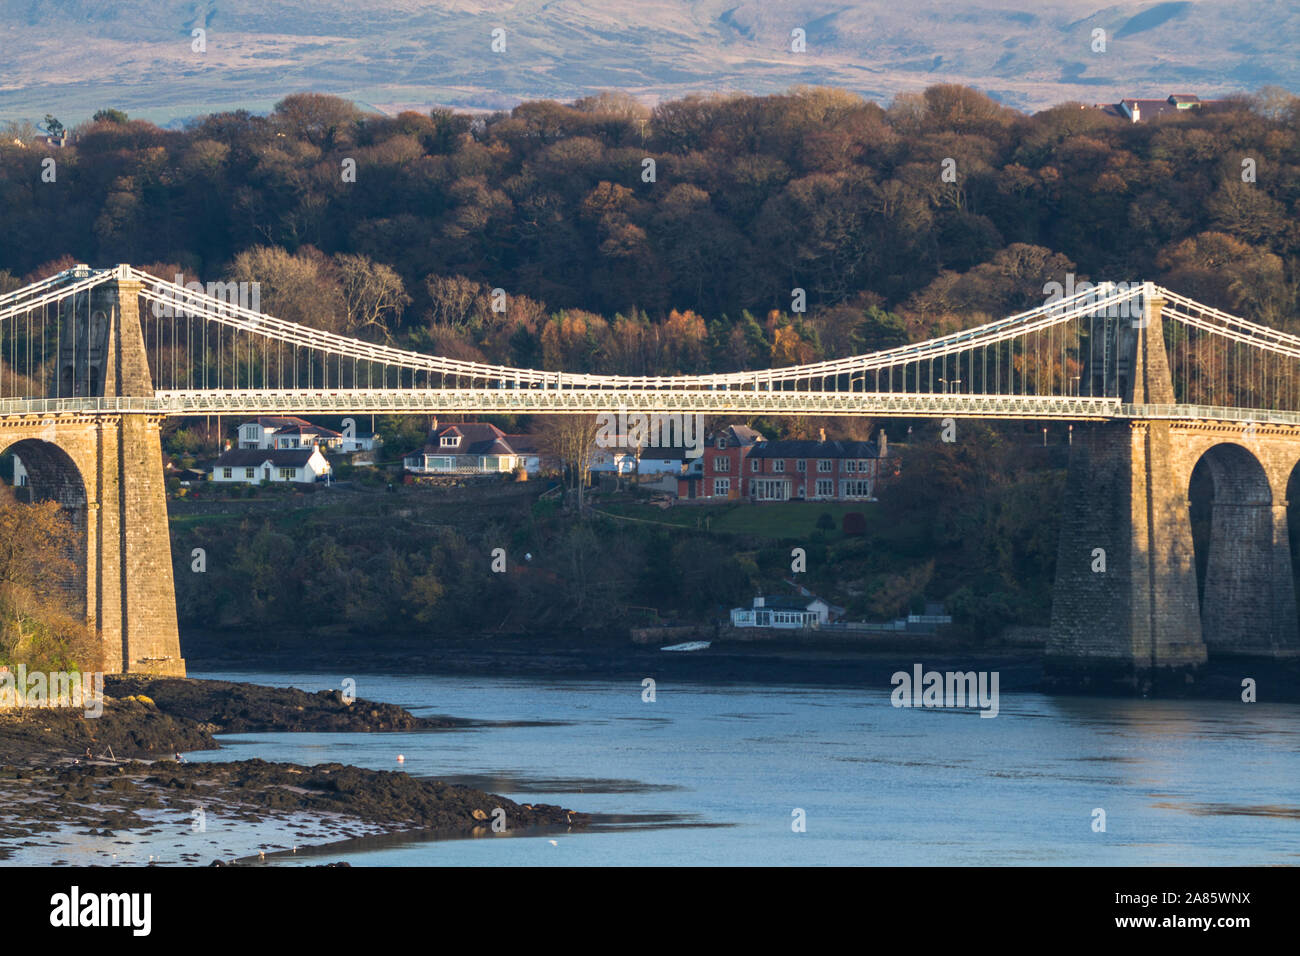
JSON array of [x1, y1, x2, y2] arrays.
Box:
[[105, 676, 468, 734], [0, 677, 586, 863]]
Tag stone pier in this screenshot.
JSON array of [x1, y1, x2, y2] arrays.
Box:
[[1047, 290, 1300, 691], [0, 271, 184, 675]]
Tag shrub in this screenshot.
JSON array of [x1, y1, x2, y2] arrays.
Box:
[[842, 512, 867, 535]]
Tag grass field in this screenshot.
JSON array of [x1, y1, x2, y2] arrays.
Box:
[[597, 500, 882, 540]]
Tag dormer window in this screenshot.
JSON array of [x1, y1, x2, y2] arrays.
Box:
[[716, 436, 726, 449], [440, 434, 459, 448]]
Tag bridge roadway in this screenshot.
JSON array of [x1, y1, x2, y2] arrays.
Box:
[[2, 393, 1300, 425]]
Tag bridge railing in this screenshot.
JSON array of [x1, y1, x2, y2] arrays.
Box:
[[5, 394, 1300, 428], [1124, 404, 1300, 426], [149, 389, 1129, 418], [0, 397, 165, 416]]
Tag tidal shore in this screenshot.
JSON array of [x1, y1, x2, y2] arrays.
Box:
[[178, 630, 1299, 701], [0, 677, 587, 863]]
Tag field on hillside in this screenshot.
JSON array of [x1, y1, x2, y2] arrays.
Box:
[[3, 0, 1295, 122]]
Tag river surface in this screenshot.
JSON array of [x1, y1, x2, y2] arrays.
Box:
[[187, 669, 1300, 866]]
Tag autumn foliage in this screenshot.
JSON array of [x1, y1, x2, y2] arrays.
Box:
[[1, 85, 1296, 379]]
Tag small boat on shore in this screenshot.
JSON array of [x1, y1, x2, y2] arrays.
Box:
[[660, 641, 711, 652]]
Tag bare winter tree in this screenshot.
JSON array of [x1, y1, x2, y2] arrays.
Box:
[[336, 253, 410, 341], [425, 274, 486, 332], [536, 414, 602, 512]]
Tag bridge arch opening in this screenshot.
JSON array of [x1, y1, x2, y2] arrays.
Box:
[[0, 438, 88, 621], [1188, 443, 1276, 653], [1286, 464, 1300, 618]]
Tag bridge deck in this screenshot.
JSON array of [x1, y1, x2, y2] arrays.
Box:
[[1, 393, 1299, 425]]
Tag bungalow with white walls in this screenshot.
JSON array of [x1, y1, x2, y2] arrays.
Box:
[[210, 447, 332, 484], [403, 422, 533, 475], [730, 594, 831, 629], [502, 433, 545, 475]]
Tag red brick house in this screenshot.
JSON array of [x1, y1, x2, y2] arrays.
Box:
[[746, 431, 894, 502], [693, 425, 765, 500]]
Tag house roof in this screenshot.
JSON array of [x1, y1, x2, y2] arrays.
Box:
[[277, 424, 342, 439], [599, 442, 692, 460], [503, 433, 541, 454], [711, 425, 764, 447], [761, 595, 823, 611], [213, 448, 318, 467], [749, 439, 881, 459], [1099, 93, 1228, 121], [407, 422, 520, 458], [251, 416, 341, 439]]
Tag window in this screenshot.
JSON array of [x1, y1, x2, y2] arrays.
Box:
[[222, 467, 233, 479], [859, 460, 872, 474], [713, 478, 730, 496], [842, 479, 872, 498], [796, 460, 806, 472], [772, 460, 785, 472], [751, 458, 760, 473], [245, 468, 255, 479], [845, 459, 857, 472], [817, 459, 832, 473], [716, 436, 726, 449], [279, 468, 295, 480], [816, 479, 833, 497], [440, 435, 459, 447], [713, 456, 730, 472]]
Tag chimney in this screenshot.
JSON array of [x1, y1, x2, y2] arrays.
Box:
[[1131, 103, 1140, 123], [878, 429, 887, 457], [818, 427, 826, 443]]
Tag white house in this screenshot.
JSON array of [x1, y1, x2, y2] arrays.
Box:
[[237, 416, 366, 452], [730, 595, 831, 629], [403, 422, 536, 475], [589, 442, 694, 476], [211, 447, 332, 484], [503, 433, 543, 475], [340, 430, 380, 453]]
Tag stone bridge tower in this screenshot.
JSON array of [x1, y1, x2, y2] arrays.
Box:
[[1047, 290, 1300, 693], [0, 268, 185, 676]]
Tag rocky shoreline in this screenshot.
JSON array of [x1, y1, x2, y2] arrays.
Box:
[[0, 677, 587, 863]]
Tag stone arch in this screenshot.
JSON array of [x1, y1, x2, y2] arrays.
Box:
[[0, 436, 89, 618], [1190, 442, 1296, 656]]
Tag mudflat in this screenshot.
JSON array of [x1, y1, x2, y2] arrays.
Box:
[[0, 677, 586, 863]]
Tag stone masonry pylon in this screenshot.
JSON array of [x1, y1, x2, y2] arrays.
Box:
[[1046, 289, 1206, 692], [91, 269, 186, 676]]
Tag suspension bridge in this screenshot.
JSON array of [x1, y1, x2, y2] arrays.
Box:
[[2, 265, 1299, 690]]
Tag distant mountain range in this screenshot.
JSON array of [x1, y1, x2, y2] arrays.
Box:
[[2, 0, 1296, 125]]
